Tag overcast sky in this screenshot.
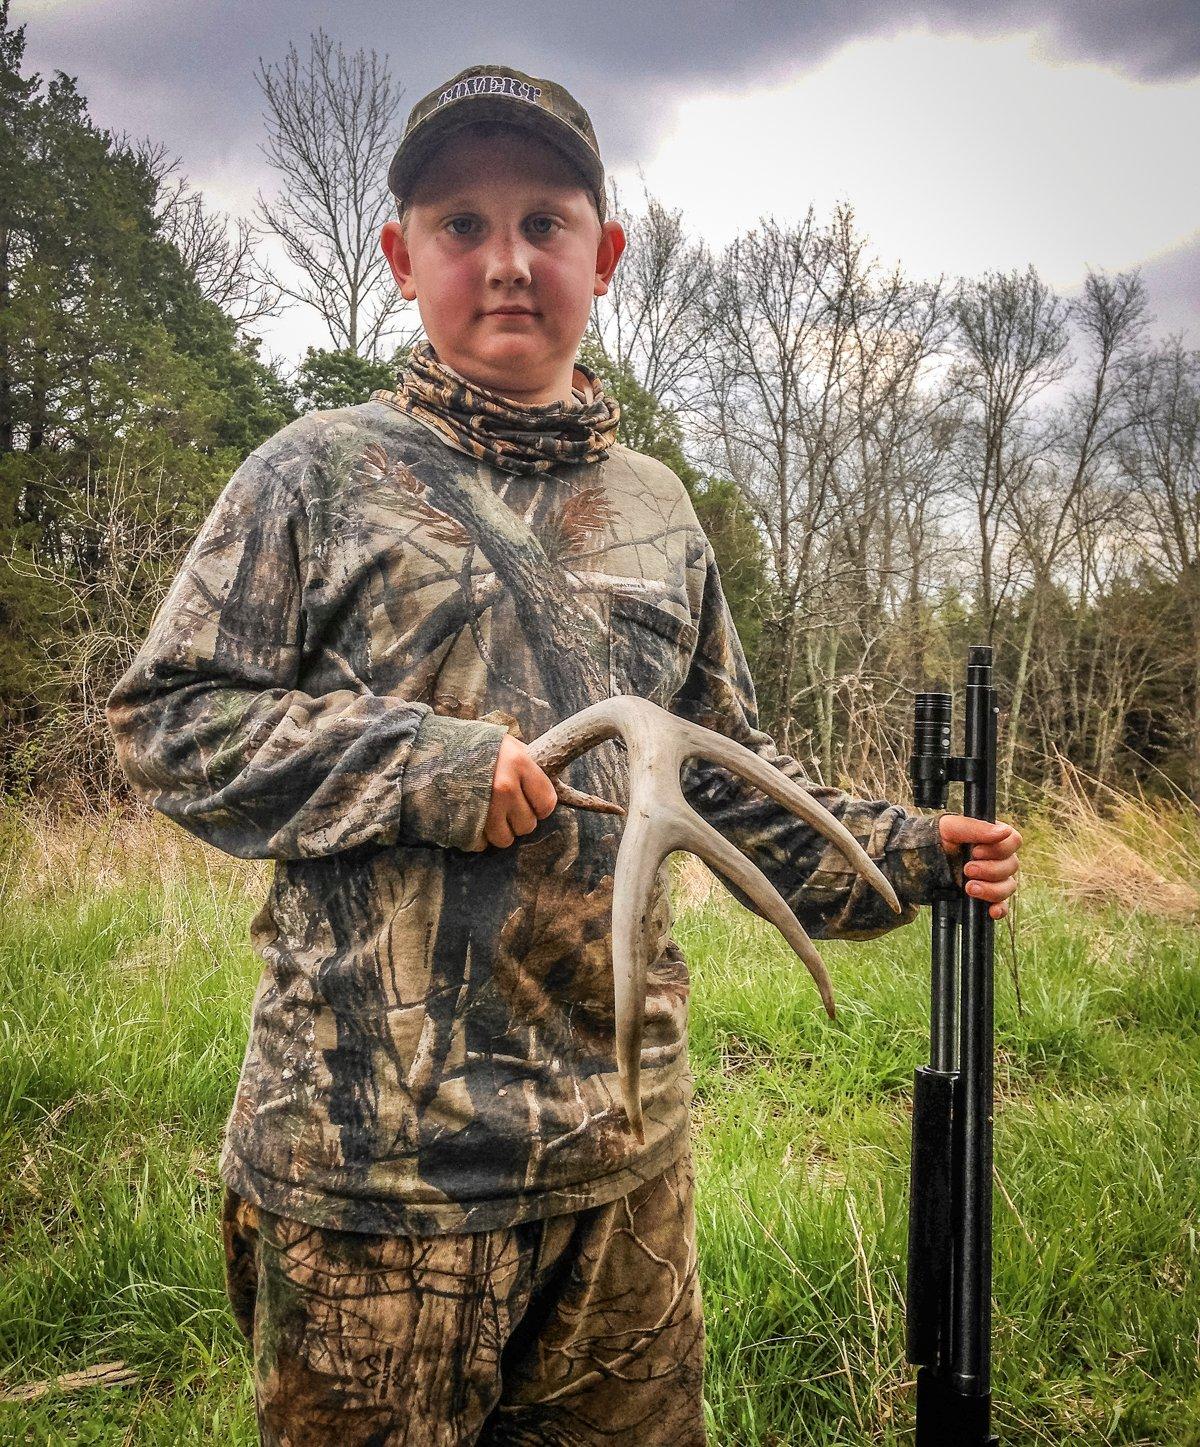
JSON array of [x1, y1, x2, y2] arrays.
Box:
[[14, 1, 1200, 372]]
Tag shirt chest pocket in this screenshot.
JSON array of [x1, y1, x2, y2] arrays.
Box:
[[608, 592, 700, 707]]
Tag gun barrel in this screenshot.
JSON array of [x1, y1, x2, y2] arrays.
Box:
[[907, 645, 1001, 1446], [952, 647, 998, 1393]]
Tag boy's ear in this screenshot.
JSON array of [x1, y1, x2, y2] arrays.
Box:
[[380, 221, 418, 301], [594, 219, 626, 299]]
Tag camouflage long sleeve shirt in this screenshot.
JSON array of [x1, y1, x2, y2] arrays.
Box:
[[106, 399, 961, 1236]]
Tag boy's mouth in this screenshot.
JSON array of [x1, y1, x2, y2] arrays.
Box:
[[486, 307, 538, 316]]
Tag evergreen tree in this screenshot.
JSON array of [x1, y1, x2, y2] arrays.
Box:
[[0, 1, 299, 797], [294, 344, 408, 411]]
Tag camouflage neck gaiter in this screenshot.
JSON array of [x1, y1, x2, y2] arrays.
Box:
[[371, 338, 621, 476]]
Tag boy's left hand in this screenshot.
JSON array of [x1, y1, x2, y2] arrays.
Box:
[[937, 815, 1021, 920]]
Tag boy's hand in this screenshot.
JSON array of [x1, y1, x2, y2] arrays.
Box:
[[480, 733, 561, 848], [937, 815, 1021, 920]]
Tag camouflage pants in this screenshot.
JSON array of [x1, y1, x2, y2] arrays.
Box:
[[221, 1151, 707, 1446]]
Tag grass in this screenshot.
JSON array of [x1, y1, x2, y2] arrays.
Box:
[[0, 788, 1197, 1445]]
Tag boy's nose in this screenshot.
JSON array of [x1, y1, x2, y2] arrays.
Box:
[[483, 230, 534, 288]]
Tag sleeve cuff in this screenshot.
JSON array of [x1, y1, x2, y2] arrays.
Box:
[[396, 712, 508, 852], [887, 811, 965, 907]]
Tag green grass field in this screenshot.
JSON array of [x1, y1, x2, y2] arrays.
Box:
[[0, 804, 1197, 1444]]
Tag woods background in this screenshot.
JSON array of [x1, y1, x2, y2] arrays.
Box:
[[3, 6, 1196, 818]]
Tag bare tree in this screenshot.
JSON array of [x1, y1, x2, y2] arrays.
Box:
[[1001, 268, 1149, 783], [1118, 336, 1200, 797], [588, 173, 717, 410], [1067, 495, 1171, 787], [820, 206, 957, 677], [252, 27, 411, 357], [129, 139, 284, 332], [693, 206, 855, 767], [693, 203, 957, 779], [892, 385, 974, 684], [948, 265, 1073, 632]]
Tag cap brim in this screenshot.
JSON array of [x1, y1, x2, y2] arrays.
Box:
[[388, 97, 604, 213]]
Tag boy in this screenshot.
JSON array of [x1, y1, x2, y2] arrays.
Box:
[[106, 63, 1019, 1446]]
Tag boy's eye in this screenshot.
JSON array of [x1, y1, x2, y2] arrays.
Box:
[[444, 215, 561, 237]]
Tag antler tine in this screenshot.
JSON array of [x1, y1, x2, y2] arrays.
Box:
[[530, 697, 900, 919], [609, 785, 838, 1144], [608, 802, 674, 1144], [527, 697, 627, 776], [528, 695, 909, 1141], [662, 801, 838, 1019], [523, 698, 633, 815], [554, 781, 626, 815], [668, 714, 903, 917]]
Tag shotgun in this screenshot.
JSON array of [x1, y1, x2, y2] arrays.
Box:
[[905, 644, 1000, 1445]]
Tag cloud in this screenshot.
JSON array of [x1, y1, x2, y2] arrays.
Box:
[[11, 2, 1197, 355], [626, 29, 1199, 280], [12, 2, 1200, 179], [1118, 231, 1200, 343]]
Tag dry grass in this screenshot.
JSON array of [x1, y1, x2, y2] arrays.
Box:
[[1030, 753, 1200, 924], [12, 758, 1194, 936], [1, 792, 264, 912], [669, 851, 720, 912], [3, 800, 726, 936]]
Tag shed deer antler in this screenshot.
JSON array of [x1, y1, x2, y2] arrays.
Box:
[[527, 695, 903, 1143]]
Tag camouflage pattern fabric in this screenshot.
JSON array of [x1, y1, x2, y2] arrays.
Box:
[[106, 342, 961, 1238], [375, 339, 621, 475], [221, 1150, 706, 1445]]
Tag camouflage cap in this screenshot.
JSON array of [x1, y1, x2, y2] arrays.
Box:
[[387, 64, 607, 223]]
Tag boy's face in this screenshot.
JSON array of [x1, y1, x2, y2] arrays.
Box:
[[380, 125, 625, 406]]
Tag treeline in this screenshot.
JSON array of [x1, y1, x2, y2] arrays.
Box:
[[595, 205, 1198, 807], [1, 6, 1195, 813]]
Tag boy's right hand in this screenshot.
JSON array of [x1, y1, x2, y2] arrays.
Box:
[[480, 733, 561, 848]]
